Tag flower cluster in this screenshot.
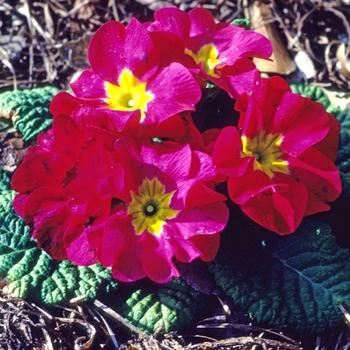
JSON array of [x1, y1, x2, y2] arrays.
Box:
[[12, 8, 341, 283]]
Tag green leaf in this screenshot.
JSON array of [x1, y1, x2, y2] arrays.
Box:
[[0, 170, 10, 191], [232, 18, 250, 28], [336, 108, 350, 154], [0, 212, 52, 299], [209, 220, 350, 335], [0, 215, 32, 251], [41, 261, 117, 305], [0, 86, 58, 142], [205, 82, 215, 89], [0, 190, 16, 219], [335, 109, 350, 198], [118, 279, 202, 334]]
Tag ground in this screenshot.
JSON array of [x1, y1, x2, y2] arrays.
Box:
[[0, 1, 350, 349]]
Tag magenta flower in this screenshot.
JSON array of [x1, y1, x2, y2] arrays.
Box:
[[74, 142, 229, 283], [212, 77, 341, 234], [12, 114, 123, 261], [53, 18, 201, 132], [148, 7, 272, 96]]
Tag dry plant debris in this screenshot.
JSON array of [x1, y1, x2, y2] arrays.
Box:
[[1, 1, 350, 350], [0, 0, 152, 89], [2, 1, 349, 90], [261, 0, 350, 89]]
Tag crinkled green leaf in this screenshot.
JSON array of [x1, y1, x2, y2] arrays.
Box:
[[232, 18, 250, 28], [337, 148, 350, 199], [0, 86, 58, 142], [41, 261, 117, 305], [0, 190, 16, 218], [336, 108, 350, 134], [0, 211, 52, 299], [118, 279, 202, 334], [209, 220, 350, 335], [335, 109, 350, 198], [0, 170, 10, 191], [0, 215, 31, 251]]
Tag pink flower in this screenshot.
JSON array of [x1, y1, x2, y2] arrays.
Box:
[[212, 76, 341, 234], [12, 114, 123, 262], [148, 7, 272, 97], [52, 18, 201, 132], [80, 142, 229, 283], [12, 113, 228, 283]]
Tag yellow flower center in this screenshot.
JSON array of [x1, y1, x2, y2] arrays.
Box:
[[241, 131, 289, 179], [104, 69, 154, 121], [127, 178, 179, 236], [186, 44, 220, 78]]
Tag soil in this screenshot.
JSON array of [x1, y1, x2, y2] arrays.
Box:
[[1, 1, 350, 349]]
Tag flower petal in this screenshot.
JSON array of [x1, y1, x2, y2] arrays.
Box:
[[237, 76, 290, 137], [228, 165, 275, 205], [139, 234, 179, 283], [188, 8, 216, 37], [289, 148, 341, 203], [241, 176, 308, 235], [171, 202, 229, 240], [149, 31, 186, 66], [24, 188, 69, 259], [66, 229, 97, 265], [51, 114, 84, 163], [50, 91, 89, 116], [212, 126, 242, 166], [73, 105, 140, 133], [88, 20, 126, 82], [305, 192, 331, 216], [151, 7, 190, 41], [124, 18, 159, 80], [70, 70, 107, 99], [215, 26, 272, 62], [273, 93, 330, 156], [164, 225, 221, 264], [88, 214, 129, 267], [11, 152, 66, 193], [315, 113, 340, 162], [216, 60, 259, 98], [146, 62, 201, 124], [112, 247, 146, 282], [189, 233, 220, 261], [186, 183, 227, 208], [141, 143, 193, 180]]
